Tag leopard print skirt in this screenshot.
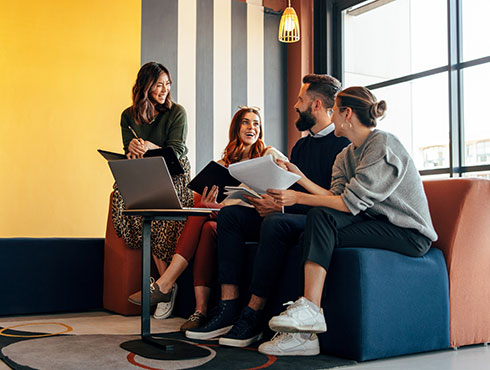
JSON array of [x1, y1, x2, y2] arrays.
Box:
[[111, 156, 194, 263]]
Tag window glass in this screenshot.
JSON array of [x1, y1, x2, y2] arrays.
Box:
[[462, 63, 490, 166], [343, 0, 447, 87], [462, 0, 490, 62], [462, 171, 490, 180], [372, 72, 449, 171]]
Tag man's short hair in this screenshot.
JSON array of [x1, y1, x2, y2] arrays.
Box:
[[303, 74, 341, 110]]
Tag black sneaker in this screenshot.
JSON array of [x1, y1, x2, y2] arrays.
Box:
[[218, 306, 264, 347], [185, 299, 240, 340]]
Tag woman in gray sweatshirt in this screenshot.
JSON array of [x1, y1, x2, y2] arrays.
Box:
[[260, 86, 437, 356]]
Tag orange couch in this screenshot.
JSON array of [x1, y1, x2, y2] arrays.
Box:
[[103, 192, 143, 315], [423, 178, 490, 348], [103, 192, 201, 316], [103, 179, 490, 349]]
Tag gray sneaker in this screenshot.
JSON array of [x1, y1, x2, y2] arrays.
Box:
[[268, 297, 327, 333], [258, 332, 320, 356], [128, 277, 173, 306], [153, 283, 178, 320]]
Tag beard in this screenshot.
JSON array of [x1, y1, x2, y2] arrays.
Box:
[[295, 107, 316, 132]]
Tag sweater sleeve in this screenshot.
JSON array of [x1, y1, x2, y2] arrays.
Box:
[[342, 145, 409, 215], [329, 148, 349, 195], [120, 109, 134, 154], [166, 105, 188, 159]]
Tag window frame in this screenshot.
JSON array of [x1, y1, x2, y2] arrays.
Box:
[[323, 0, 490, 177]]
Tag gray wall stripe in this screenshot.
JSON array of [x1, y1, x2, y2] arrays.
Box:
[[264, 12, 288, 154], [141, 0, 179, 99], [195, 0, 214, 172], [231, 0, 248, 113]]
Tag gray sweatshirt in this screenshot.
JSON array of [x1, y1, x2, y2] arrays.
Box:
[[330, 129, 437, 241]]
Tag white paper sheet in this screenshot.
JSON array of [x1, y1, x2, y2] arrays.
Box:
[[227, 155, 301, 194]]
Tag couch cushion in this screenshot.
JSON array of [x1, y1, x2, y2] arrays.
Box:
[[319, 247, 450, 361]]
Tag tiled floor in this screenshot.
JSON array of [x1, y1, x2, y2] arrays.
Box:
[[0, 311, 489, 370], [339, 344, 490, 370]]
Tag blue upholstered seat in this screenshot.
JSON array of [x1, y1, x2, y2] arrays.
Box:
[[174, 242, 450, 361], [318, 247, 450, 361]]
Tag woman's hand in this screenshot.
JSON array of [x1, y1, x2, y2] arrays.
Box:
[[266, 189, 300, 207], [276, 159, 306, 184], [127, 138, 146, 159], [201, 185, 219, 204]]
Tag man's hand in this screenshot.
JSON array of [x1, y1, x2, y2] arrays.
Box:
[[244, 194, 282, 217]]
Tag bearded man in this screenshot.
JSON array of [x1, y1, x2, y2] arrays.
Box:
[[185, 74, 350, 355]]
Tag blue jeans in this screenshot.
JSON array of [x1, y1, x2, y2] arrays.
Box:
[[217, 205, 307, 298]]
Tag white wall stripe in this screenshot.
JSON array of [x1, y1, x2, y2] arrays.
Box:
[[177, 0, 197, 175], [213, 0, 232, 160], [246, 1, 265, 138]]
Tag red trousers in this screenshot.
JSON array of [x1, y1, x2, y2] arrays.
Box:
[[174, 201, 222, 287]]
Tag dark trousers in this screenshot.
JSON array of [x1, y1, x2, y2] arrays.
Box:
[[302, 207, 432, 271], [217, 205, 307, 298]]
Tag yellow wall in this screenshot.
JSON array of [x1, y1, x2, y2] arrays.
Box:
[[0, 0, 141, 237]]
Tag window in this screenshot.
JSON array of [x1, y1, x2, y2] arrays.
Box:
[[343, 0, 447, 87], [334, 0, 490, 178]]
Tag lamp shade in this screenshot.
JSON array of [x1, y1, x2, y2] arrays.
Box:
[[278, 2, 300, 43]]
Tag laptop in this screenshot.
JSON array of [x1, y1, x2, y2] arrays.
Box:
[[108, 157, 217, 213]]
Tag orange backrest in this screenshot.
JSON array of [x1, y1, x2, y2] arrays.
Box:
[[423, 178, 490, 347]]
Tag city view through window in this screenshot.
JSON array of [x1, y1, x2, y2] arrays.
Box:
[[342, 0, 490, 178]]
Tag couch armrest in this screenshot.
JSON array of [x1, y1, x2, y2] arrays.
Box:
[[423, 178, 490, 347]]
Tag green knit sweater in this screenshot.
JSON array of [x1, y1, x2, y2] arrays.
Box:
[[120, 103, 188, 159]]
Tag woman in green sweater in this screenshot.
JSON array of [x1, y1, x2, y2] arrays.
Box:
[[112, 62, 193, 286]]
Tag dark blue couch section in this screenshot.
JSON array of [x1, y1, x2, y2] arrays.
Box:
[[0, 238, 104, 316], [174, 243, 450, 361], [320, 247, 450, 361]]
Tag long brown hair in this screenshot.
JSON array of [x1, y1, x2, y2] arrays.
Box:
[[222, 107, 268, 167], [336, 86, 387, 127], [130, 62, 173, 125]]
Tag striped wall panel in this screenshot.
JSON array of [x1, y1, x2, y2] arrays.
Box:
[[142, 0, 287, 174]]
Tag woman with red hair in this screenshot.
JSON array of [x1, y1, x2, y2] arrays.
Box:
[[129, 105, 286, 330]]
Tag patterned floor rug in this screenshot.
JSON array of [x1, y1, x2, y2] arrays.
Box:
[[0, 324, 356, 370]]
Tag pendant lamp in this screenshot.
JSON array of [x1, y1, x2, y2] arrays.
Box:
[[278, 0, 300, 43]]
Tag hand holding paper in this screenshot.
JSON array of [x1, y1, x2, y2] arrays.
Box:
[[227, 155, 301, 194]]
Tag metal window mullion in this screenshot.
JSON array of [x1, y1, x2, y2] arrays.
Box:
[[447, 0, 462, 177], [332, 3, 345, 82]]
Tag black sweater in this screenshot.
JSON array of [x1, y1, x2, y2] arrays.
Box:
[[286, 132, 350, 213]]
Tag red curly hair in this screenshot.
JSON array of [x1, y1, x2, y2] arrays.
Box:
[[221, 107, 269, 167]]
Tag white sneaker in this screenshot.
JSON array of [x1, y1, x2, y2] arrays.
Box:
[[269, 297, 327, 333], [153, 283, 178, 320], [258, 332, 320, 356]]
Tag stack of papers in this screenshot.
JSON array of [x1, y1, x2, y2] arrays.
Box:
[[227, 155, 301, 194], [187, 154, 301, 204], [223, 186, 261, 201]]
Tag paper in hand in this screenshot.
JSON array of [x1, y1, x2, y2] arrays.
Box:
[[227, 155, 300, 194]]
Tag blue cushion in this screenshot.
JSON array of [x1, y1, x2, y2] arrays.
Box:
[[319, 247, 450, 361]]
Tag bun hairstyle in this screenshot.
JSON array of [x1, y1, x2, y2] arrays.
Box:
[[337, 86, 387, 127]]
